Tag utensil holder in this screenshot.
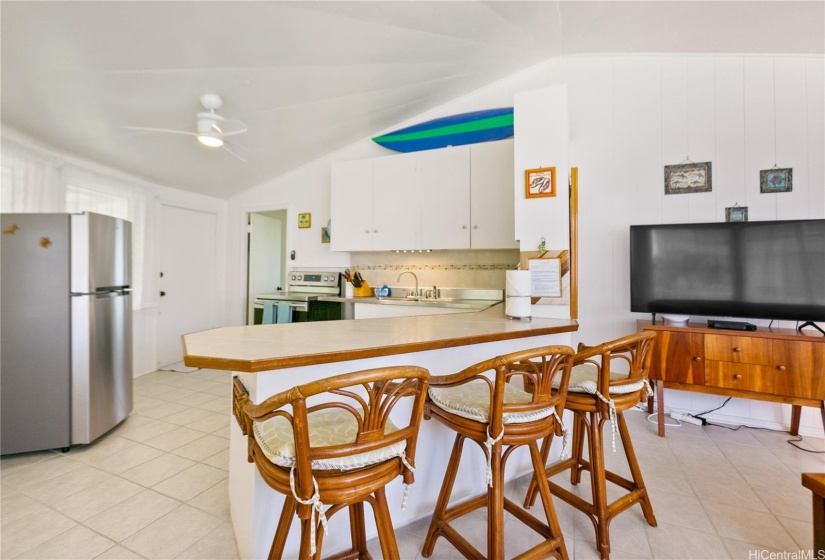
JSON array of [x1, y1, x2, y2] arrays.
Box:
[[354, 282, 372, 297]]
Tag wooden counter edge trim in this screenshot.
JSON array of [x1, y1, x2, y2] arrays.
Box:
[[183, 322, 579, 373], [802, 473, 825, 498]]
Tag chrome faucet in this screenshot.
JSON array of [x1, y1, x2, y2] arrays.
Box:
[[397, 271, 419, 298]]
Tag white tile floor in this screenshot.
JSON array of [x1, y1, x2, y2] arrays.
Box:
[[2, 368, 823, 559]]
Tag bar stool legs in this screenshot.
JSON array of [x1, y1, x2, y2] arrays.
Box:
[[525, 409, 656, 560], [423, 433, 568, 560]]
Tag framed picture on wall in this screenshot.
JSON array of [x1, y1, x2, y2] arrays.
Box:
[[298, 213, 311, 228], [525, 167, 556, 198], [725, 206, 748, 222], [664, 162, 712, 194], [760, 168, 793, 193]]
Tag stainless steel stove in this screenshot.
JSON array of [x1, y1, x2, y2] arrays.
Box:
[[253, 270, 343, 323]]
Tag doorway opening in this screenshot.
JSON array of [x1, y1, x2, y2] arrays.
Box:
[[246, 209, 288, 325]]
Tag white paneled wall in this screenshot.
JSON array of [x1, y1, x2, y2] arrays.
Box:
[[558, 54, 824, 436]]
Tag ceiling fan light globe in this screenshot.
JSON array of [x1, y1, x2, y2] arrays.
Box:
[[197, 134, 224, 148]]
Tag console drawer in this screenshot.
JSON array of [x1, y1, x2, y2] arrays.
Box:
[[705, 361, 775, 393], [705, 334, 772, 365]]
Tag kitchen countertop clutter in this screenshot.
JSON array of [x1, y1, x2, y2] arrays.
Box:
[[321, 287, 503, 311]]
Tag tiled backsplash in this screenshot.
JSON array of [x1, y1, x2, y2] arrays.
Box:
[[349, 249, 519, 290]]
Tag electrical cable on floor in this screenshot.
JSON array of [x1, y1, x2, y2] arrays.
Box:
[[704, 421, 825, 453], [693, 397, 732, 420], [630, 403, 683, 426], [632, 399, 823, 451]]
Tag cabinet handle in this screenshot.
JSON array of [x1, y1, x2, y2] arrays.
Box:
[[473, 225, 478, 229], [777, 365, 786, 371], [365, 230, 370, 234], [462, 225, 468, 230], [733, 347, 742, 352], [734, 374, 743, 380], [693, 356, 703, 362], [373, 230, 378, 233]]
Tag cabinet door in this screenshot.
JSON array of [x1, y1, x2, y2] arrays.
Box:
[[646, 329, 705, 384], [372, 153, 418, 251], [773, 340, 825, 399], [419, 147, 470, 249], [331, 159, 374, 251], [470, 139, 518, 249]]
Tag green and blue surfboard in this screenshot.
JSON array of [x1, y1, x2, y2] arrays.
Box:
[[372, 107, 513, 153]]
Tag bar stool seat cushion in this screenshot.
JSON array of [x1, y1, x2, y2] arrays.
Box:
[[428, 381, 554, 424], [553, 363, 647, 395], [253, 408, 405, 470]]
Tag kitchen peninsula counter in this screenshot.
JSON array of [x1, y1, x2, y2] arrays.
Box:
[[183, 305, 578, 559], [182, 303, 578, 372]]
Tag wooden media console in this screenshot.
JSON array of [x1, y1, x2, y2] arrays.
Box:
[[639, 321, 825, 437]]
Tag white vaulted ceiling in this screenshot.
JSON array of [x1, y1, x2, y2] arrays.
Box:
[[1, 1, 823, 198]]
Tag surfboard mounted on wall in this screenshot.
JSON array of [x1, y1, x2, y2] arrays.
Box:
[[372, 107, 514, 153]]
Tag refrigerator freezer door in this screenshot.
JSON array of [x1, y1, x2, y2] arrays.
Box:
[[71, 291, 133, 444], [1, 213, 72, 454], [71, 212, 132, 293]]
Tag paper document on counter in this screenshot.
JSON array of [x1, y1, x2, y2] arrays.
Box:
[[529, 258, 561, 297]]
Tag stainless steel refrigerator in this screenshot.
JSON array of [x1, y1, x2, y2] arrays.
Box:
[[1, 212, 133, 455]]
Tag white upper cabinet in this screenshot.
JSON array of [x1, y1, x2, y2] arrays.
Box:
[[330, 158, 373, 252], [469, 139, 518, 249], [372, 152, 419, 251], [419, 146, 471, 249], [331, 140, 516, 252]]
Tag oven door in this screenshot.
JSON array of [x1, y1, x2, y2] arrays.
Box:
[[252, 300, 308, 325]]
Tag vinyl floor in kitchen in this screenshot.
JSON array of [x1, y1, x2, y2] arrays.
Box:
[[1, 367, 823, 559]]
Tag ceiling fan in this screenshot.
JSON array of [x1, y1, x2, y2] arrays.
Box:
[[125, 94, 249, 161]]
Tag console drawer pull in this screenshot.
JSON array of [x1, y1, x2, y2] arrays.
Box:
[[734, 374, 743, 380], [777, 365, 786, 371], [693, 356, 702, 362], [733, 347, 742, 352]]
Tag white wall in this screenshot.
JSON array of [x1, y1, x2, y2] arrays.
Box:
[[554, 54, 825, 436], [226, 53, 824, 435]]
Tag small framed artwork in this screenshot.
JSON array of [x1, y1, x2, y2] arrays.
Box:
[[321, 227, 330, 243], [760, 168, 792, 193], [664, 162, 712, 195], [725, 206, 748, 222], [298, 213, 311, 229], [525, 167, 556, 198]]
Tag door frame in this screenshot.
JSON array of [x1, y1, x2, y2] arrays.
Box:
[[240, 204, 293, 325]]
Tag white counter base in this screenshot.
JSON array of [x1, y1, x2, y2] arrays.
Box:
[[229, 332, 573, 559]]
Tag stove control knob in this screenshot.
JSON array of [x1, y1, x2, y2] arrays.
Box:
[[291, 275, 297, 281]]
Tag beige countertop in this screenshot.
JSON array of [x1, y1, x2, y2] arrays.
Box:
[[182, 304, 578, 373]]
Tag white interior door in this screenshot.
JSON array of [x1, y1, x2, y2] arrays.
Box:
[[156, 204, 218, 368], [247, 211, 286, 324]]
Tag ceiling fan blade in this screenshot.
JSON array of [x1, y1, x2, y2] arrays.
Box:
[[223, 142, 246, 163], [218, 119, 248, 137], [124, 125, 196, 137]]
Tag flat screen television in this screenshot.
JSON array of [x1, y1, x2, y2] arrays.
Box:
[[630, 219, 825, 323]]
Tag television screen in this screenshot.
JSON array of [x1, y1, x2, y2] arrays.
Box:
[[630, 219, 825, 322]]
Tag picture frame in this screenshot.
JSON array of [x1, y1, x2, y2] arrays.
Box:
[[725, 206, 748, 222], [298, 213, 311, 229], [760, 168, 793, 193], [525, 167, 556, 198], [321, 226, 330, 243], [664, 162, 712, 195]]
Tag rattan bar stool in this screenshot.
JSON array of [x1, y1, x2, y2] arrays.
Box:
[[523, 332, 658, 560], [421, 345, 575, 560], [232, 365, 429, 560]]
